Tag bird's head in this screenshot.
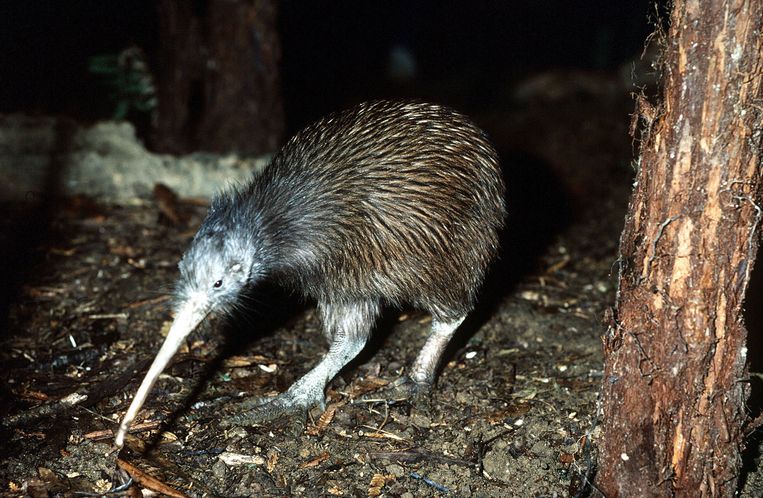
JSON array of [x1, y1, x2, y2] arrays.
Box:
[[176, 226, 259, 317], [114, 196, 263, 448]]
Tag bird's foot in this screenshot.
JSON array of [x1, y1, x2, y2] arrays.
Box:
[[220, 384, 326, 428], [358, 375, 435, 412]]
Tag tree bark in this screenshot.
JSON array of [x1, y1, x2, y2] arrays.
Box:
[[154, 0, 284, 155], [598, 0, 763, 496]]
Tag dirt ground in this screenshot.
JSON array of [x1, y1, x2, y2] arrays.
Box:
[[0, 194, 606, 497], [1, 97, 762, 496], [1, 194, 759, 497]]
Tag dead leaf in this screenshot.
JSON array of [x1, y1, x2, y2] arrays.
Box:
[[306, 403, 339, 435], [153, 183, 184, 225], [20, 389, 48, 401], [300, 451, 330, 469], [267, 452, 279, 473], [368, 474, 394, 496], [348, 377, 389, 398]]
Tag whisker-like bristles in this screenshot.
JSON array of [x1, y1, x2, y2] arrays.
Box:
[[138, 286, 173, 298]]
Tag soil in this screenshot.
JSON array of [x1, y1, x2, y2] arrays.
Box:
[[1, 93, 762, 497], [0, 194, 612, 497]]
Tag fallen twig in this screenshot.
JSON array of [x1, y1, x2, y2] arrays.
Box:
[[1, 392, 87, 428], [84, 420, 162, 441], [127, 295, 171, 309], [117, 458, 190, 498]]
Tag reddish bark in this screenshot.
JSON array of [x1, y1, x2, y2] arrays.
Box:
[[598, 0, 763, 496]]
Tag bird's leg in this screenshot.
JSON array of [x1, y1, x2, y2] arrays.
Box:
[[222, 299, 379, 426], [361, 315, 466, 405], [409, 316, 466, 389]]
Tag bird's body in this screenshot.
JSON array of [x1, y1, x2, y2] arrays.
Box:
[[115, 100, 506, 446]]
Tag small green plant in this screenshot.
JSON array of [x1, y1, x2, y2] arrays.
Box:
[[88, 46, 157, 121]]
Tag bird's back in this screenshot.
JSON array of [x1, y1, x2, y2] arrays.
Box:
[[248, 101, 506, 319]]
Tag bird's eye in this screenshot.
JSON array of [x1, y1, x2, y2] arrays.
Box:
[[213, 279, 223, 289]]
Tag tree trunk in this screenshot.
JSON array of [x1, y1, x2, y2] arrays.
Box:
[[154, 0, 284, 155], [597, 0, 763, 496]]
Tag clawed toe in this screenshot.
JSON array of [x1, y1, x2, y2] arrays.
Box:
[[219, 387, 328, 428], [359, 376, 435, 408], [220, 396, 304, 428]]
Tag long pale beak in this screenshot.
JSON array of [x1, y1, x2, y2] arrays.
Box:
[[114, 299, 208, 448]]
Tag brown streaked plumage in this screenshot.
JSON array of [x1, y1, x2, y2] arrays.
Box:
[[115, 100, 506, 447]]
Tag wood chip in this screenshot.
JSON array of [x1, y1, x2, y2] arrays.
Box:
[[327, 485, 344, 495], [359, 427, 406, 442], [223, 355, 277, 368], [546, 254, 571, 273], [218, 452, 266, 466]]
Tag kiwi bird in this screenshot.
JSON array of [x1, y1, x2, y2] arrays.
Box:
[[115, 100, 506, 447]]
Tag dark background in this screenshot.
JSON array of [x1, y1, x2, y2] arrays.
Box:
[[1, 1, 659, 132], [1, 1, 759, 361]]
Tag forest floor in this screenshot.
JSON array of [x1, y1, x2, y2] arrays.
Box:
[[1, 89, 762, 497], [0, 193, 614, 497], [2, 191, 762, 497]]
